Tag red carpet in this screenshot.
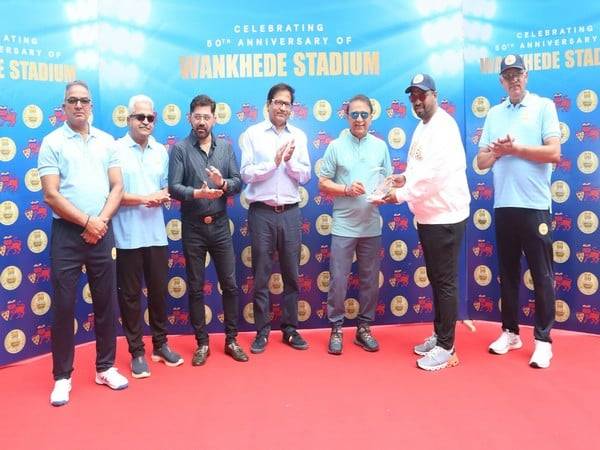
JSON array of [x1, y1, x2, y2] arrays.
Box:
[[1, 321, 598, 450]]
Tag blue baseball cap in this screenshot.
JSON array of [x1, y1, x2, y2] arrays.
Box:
[[500, 54, 526, 73], [405, 73, 436, 93]]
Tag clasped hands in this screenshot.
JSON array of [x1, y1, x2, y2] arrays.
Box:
[[275, 139, 295, 166], [81, 216, 108, 245], [487, 134, 520, 160]]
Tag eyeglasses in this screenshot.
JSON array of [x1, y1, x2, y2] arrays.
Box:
[[129, 114, 155, 123], [348, 111, 370, 120], [65, 97, 91, 105], [271, 99, 292, 109], [408, 91, 429, 102], [501, 70, 525, 81], [191, 114, 213, 121]]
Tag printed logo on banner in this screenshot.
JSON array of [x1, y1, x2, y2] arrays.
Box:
[[389, 239, 407, 262], [301, 218, 311, 234], [472, 239, 494, 257], [268, 273, 283, 295], [297, 300, 311, 322], [202, 281, 213, 296], [347, 273, 360, 291], [167, 307, 189, 325], [440, 99, 456, 116], [0, 235, 22, 256], [471, 182, 493, 200], [0, 265, 22, 291], [554, 156, 572, 172], [553, 240, 571, 263], [388, 213, 409, 231], [312, 130, 334, 149], [0, 106, 17, 127], [241, 275, 254, 294], [164, 135, 178, 152], [82, 313, 95, 332], [239, 219, 249, 237], [552, 212, 572, 230], [575, 244, 600, 263], [168, 250, 186, 268], [554, 272, 573, 292], [300, 244, 310, 265], [167, 276, 186, 298], [575, 183, 600, 201], [577, 210, 599, 234], [551, 180, 570, 203], [335, 101, 349, 119], [576, 89, 598, 113], [4, 329, 26, 354], [317, 271, 330, 293], [215, 102, 232, 125], [375, 302, 385, 317], [0, 137, 17, 162], [112, 105, 128, 128], [314, 191, 334, 205], [577, 150, 599, 174], [414, 266, 429, 288], [555, 299, 570, 323], [0, 172, 19, 192], [390, 295, 408, 317], [239, 192, 250, 210], [242, 303, 254, 324], [344, 298, 359, 320], [313, 100, 332, 122], [412, 241, 423, 259], [577, 272, 598, 296], [24, 168, 42, 192], [559, 122, 570, 144], [27, 229, 48, 254], [236, 103, 258, 122], [315, 244, 331, 263], [290, 102, 308, 119], [553, 93, 571, 112], [389, 269, 409, 287], [473, 294, 494, 312], [386, 100, 407, 118], [413, 296, 433, 314], [163, 198, 181, 211], [162, 104, 181, 126], [24, 201, 48, 221], [392, 158, 407, 173], [22, 138, 41, 158], [315, 214, 332, 235], [165, 219, 182, 241], [367, 129, 385, 141], [269, 303, 282, 321], [241, 246, 252, 268], [298, 274, 313, 293], [523, 269, 534, 291], [315, 301, 328, 319], [474, 265, 492, 286], [1, 300, 26, 321], [522, 299, 536, 317], [28, 263, 50, 284], [473, 209, 492, 230], [576, 122, 600, 141], [471, 96, 490, 118], [31, 324, 51, 345], [576, 305, 600, 324], [31, 291, 51, 316], [48, 106, 67, 127], [388, 127, 406, 150]]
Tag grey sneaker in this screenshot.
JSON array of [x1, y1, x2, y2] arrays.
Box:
[[328, 326, 343, 355], [414, 334, 437, 356], [151, 343, 184, 367], [417, 346, 459, 371], [131, 355, 150, 379], [489, 330, 523, 355], [354, 324, 379, 352]]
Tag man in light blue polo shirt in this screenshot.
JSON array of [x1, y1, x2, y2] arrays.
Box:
[[477, 54, 561, 369], [319, 93, 392, 355], [112, 95, 184, 378], [38, 80, 128, 406]]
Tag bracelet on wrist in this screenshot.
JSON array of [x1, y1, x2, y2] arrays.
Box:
[[219, 180, 226, 190]]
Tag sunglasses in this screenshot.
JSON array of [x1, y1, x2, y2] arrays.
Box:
[[349, 111, 370, 120], [65, 97, 91, 105], [130, 114, 156, 123], [408, 91, 429, 102]]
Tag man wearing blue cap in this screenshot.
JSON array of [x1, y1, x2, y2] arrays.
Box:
[[477, 54, 561, 368], [380, 74, 470, 370]]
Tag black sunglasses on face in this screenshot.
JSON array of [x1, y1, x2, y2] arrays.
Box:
[[130, 114, 156, 123], [65, 97, 91, 105], [349, 111, 370, 120]]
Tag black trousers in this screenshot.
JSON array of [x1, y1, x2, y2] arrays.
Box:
[[248, 203, 301, 334], [182, 215, 239, 345], [50, 219, 117, 380], [417, 219, 466, 350], [116, 246, 169, 357], [495, 208, 555, 342]]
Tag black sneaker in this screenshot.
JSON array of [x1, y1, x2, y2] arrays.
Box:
[[328, 326, 343, 355], [354, 324, 379, 352], [191, 345, 210, 366], [225, 340, 249, 362], [282, 329, 309, 350], [250, 332, 269, 354]]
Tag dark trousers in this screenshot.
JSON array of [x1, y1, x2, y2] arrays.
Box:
[[417, 219, 466, 350], [116, 246, 169, 357], [495, 208, 555, 342], [50, 219, 117, 380], [248, 203, 301, 334], [182, 215, 239, 345]]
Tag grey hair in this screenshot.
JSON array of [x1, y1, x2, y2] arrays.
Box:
[[128, 94, 154, 114], [65, 80, 91, 99]]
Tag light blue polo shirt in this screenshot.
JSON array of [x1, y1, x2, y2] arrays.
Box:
[[320, 130, 392, 237], [112, 133, 169, 249], [37, 122, 119, 218], [480, 92, 560, 210]]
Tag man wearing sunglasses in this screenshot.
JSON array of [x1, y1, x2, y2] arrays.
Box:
[[477, 54, 561, 369], [112, 95, 183, 379], [240, 83, 311, 354], [38, 80, 128, 406], [169, 94, 248, 366], [318, 94, 392, 355], [380, 74, 470, 370]]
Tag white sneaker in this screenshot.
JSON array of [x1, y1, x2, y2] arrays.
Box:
[[489, 330, 523, 355], [529, 340, 553, 368], [95, 367, 129, 390], [50, 378, 72, 407]]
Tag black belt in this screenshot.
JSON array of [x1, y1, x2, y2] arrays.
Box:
[[251, 201, 299, 213], [198, 210, 225, 224]]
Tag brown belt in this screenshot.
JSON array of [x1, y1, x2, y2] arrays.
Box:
[[198, 211, 225, 224], [251, 201, 299, 213]]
